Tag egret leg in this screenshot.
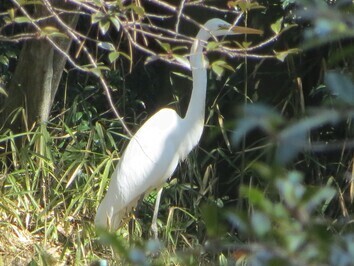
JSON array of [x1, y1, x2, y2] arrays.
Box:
[[150, 187, 163, 239]]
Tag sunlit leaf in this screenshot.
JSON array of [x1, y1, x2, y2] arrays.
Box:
[[228, 0, 265, 11], [108, 51, 120, 63], [91, 12, 104, 24], [14, 16, 31, 24], [0, 86, 8, 97], [156, 40, 171, 52], [89, 68, 102, 77], [41, 26, 68, 38], [8, 8, 15, 21], [282, 23, 298, 33], [206, 41, 221, 50], [173, 54, 190, 69], [128, 4, 145, 17], [241, 41, 252, 48], [0, 55, 9, 66], [99, 20, 110, 35], [218, 254, 228, 265], [274, 48, 301, 62], [171, 45, 188, 52], [110, 17, 121, 31], [281, 0, 296, 9], [211, 63, 224, 78], [234, 41, 254, 49], [98, 42, 115, 51], [18, 0, 43, 5], [271, 18, 282, 34], [211, 60, 234, 78]]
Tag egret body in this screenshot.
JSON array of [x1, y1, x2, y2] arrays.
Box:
[[95, 19, 262, 232]]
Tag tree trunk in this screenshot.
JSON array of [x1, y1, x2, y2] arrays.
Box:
[[0, 1, 78, 132]]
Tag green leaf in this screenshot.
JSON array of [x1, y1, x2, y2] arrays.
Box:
[[41, 26, 68, 39], [98, 41, 115, 51], [8, 8, 15, 21], [108, 51, 131, 63], [230, 0, 265, 12], [241, 41, 252, 48], [274, 49, 301, 62], [108, 51, 120, 63], [99, 20, 110, 35], [129, 4, 145, 17], [171, 45, 187, 52], [234, 41, 255, 49], [91, 12, 104, 24], [0, 86, 8, 97], [173, 54, 190, 69], [14, 16, 31, 24], [271, 18, 283, 34], [211, 60, 235, 78], [156, 40, 171, 52], [211, 63, 224, 78], [110, 17, 121, 31], [90, 68, 102, 77], [0, 55, 9, 66], [206, 41, 221, 50], [18, 0, 43, 5]]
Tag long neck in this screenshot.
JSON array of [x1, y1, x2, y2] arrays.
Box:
[[185, 37, 208, 122], [179, 29, 211, 158]]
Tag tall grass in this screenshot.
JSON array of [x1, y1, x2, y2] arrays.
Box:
[[0, 106, 119, 264], [2, 2, 354, 264]]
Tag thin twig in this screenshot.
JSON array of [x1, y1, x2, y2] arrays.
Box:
[[42, 0, 133, 136]]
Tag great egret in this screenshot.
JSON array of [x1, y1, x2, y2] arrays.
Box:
[[95, 18, 262, 235]]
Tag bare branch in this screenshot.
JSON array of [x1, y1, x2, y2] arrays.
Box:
[[43, 0, 133, 136]]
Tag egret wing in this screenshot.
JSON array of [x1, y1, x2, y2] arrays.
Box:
[[95, 108, 182, 230]]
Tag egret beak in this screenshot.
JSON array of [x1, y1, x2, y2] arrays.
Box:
[[228, 25, 263, 35]]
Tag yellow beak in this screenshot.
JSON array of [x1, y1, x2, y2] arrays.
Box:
[[231, 26, 263, 35]]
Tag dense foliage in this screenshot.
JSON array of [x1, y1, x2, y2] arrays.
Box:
[[1, 0, 354, 265]]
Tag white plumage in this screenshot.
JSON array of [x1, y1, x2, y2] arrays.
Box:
[[95, 18, 262, 232]]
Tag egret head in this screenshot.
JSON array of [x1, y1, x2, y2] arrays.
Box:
[[202, 18, 263, 38]]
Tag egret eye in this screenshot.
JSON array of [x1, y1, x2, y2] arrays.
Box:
[[219, 24, 230, 29]]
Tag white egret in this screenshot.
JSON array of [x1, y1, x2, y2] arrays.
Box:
[[95, 18, 262, 235]]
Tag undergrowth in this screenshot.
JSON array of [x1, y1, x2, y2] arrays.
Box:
[[2, 1, 354, 265]]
